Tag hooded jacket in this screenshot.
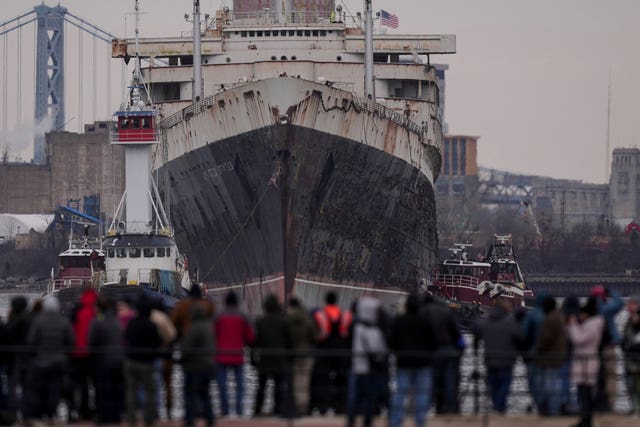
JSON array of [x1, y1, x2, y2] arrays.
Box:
[[72, 289, 98, 357], [28, 296, 75, 366], [351, 296, 388, 375], [476, 304, 524, 369], [181, 302, 215, 371]]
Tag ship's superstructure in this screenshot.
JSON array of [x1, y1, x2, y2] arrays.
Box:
[[111, 0, 456, 311], [102, 2, 190, 305]]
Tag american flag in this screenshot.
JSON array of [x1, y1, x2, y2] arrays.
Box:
[[380, 9, 399, 29]]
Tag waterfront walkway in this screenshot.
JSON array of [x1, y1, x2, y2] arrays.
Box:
[[65, 414, 638, 427]]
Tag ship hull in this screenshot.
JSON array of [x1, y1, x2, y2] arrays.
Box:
[[159, 78, 441, 311], [161, 124, 436, 310]]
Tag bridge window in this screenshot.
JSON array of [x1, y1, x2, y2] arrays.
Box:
[[142, 118, 151, 129], [157, 247, 166, 257], [120, 119, 129, 129], [132, 119, 140, 129], [107, 249, 115, 258], [117, 248, 126, 258], [129, 248, 141, 258], [166, 248, 171, 257], [144, 248, 155, 258]]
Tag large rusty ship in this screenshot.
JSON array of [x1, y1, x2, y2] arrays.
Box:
[[111, 0, 455, 312]]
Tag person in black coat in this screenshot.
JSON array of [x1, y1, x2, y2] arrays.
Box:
[[389, 293, 437, 427], [88, 296, 125, 424], [124, 295, 162, 427], [253, 293, 293, 417], [4, 296, 31, 425], [421, 295, 464, 414], [475, 299, 524, 414]]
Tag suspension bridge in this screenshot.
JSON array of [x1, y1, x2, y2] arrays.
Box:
[[0, 4, 128, 165]]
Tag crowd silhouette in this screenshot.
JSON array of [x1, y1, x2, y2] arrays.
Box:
[[0, 285, 637, 427]]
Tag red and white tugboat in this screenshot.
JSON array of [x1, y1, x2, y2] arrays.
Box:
[[430, 234, 534, 317], [48, 223, 105, 293]]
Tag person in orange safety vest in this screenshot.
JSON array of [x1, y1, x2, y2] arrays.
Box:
[[309, 291, 352, 415]]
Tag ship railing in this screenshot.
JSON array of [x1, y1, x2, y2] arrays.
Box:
[[351, 96, 428, 141], [432, 273, 480, 289], [66, 237, 103, 250], [109, 129, 162, 144], [221, 10, 337, 27], [49, 277, 90, 292]]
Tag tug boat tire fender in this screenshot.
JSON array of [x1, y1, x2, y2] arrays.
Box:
[[478, 280, 493, 296], [489, 283, 505, 298]]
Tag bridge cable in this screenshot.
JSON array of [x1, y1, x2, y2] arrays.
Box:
[[17, 21, 21, 127], [78, 25, 83, 132], [93, 36, 97, 122], [2, 26, 7, 149]]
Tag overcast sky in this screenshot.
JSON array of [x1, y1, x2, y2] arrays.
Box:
[[1, 0, 639, 183]]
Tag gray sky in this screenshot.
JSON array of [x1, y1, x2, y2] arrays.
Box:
[[1, 0, 639, 183]]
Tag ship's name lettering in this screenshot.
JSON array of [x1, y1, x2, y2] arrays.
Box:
[[206, 161, 234, 178]]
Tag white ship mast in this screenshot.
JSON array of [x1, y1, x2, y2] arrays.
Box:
[[109, 0, 168, 236]]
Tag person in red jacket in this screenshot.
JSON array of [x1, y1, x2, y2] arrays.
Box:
[[69, 288, 98, 421], [214, 291, 255, 417]]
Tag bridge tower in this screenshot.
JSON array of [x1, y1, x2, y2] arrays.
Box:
[[33, 4, 67, 165]]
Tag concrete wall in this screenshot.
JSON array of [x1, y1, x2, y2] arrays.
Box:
[[0, 164, 51, 213], [0, 121, 125, 219]]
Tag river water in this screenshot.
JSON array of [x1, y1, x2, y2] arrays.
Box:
[[0, 290, 633, 417]]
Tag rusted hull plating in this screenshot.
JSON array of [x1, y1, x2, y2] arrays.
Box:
[[160, 125, 437, 310]]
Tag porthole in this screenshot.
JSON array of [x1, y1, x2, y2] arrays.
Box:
[[337, 55, 342, 61]]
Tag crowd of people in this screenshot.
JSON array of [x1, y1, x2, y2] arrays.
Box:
[[0, 284, 637, 427]]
